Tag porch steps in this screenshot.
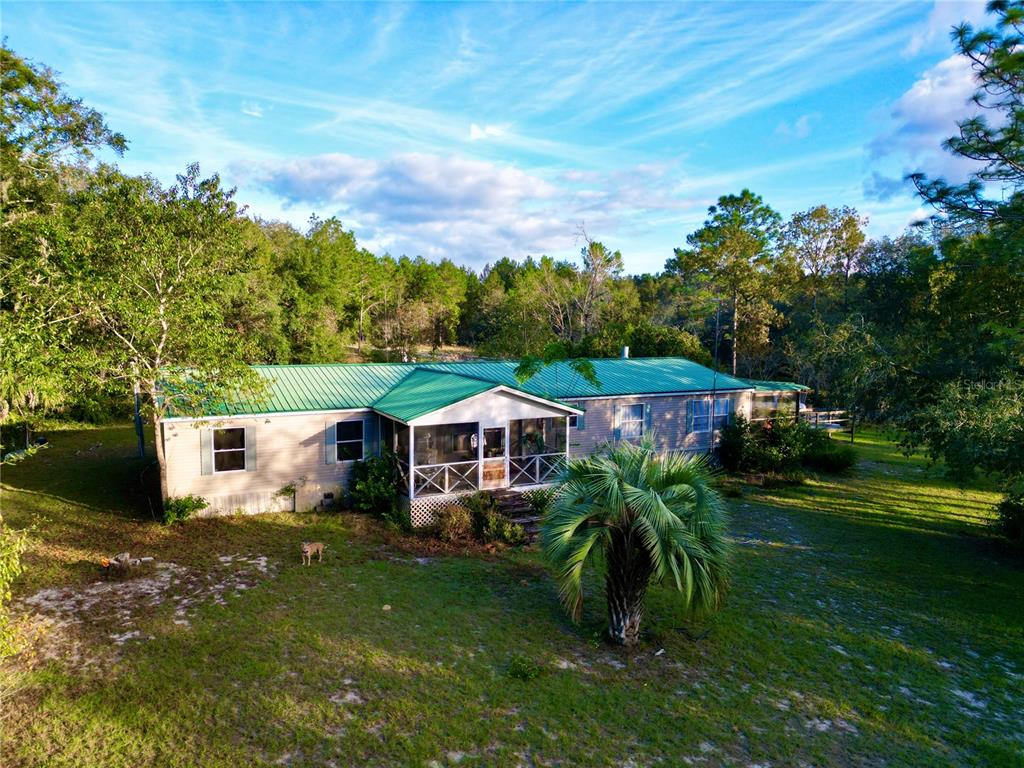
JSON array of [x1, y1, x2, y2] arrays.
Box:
[[490, 489, 544, 540]]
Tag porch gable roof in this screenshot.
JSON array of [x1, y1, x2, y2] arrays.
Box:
[[371, 369, 495, 423], [371, 369, 583, 423]]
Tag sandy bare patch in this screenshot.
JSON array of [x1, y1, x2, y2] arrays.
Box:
[[12, 553, 277, 669]]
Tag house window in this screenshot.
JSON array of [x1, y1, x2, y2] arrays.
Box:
[[713, 398, 731, 430], [691, 400, 711, 433], [213, 428, 246, 472], [568, 415, 578, 428], [336, 420, 364, 462], [620, 403, 644, 440]]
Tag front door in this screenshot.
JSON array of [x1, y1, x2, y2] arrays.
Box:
[[481, 427, 507, 489]]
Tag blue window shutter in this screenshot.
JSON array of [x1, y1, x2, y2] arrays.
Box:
[[363, 415, 377, 459], [244, 426, 257, 472], [686, 400, 694, 434], [644, 403, 652, 433], [577, 411, 585, 430], [325, 421, 336, 464], [613, 403, 622, 441], [200, 428, 213, 475]]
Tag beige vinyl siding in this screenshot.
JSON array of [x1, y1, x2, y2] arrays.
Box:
[[567, 392, 752, 458], [162, 410, 373, 515]]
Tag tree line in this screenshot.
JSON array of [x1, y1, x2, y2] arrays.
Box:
[[1, 2, 1021, 510]]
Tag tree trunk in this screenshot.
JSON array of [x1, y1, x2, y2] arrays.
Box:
[[149, 402, 168, 504], [606, 575, 646, 645], [605, 536, 653, 646]]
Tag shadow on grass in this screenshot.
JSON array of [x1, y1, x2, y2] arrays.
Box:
[[3, 425, 159, 520]]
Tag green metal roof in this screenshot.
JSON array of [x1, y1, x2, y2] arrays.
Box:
[[743, 378, 811, 393], [371, 369, 495, 422], [420, 358, 752, 399], [170, 357, 762, 419]]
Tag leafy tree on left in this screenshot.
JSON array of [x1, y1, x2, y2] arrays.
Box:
[[63, 165, 266, 498], [1, 46, 127, 435]]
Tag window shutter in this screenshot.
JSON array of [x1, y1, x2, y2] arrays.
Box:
[[644, 403, 652, 433], [244, 425, 257, 472], [576, 411, 585, 430], [613, 403, 622, 441], [200, 428, 213, 475], [686, 400, 694, 434], [363, 415, 378, 459], [325, 421, 336, 465]]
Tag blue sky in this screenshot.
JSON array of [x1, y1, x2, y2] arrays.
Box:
[[4, 1, 991, 273]]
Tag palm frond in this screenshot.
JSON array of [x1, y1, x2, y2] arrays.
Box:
[[541, 439, 732, 625]]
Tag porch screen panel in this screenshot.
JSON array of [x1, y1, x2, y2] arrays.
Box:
[[414, 422, 478, 465], [396, 423, 410, 458], [510, 417, 567, 456]]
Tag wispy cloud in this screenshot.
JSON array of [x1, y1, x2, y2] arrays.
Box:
[[2, 0, 972, 271], [241, 101, 265, 118], [469, 123, 505, 141], [775, 113, 819, 140]]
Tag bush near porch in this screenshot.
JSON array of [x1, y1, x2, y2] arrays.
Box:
[[1, 424, 1022, 767]]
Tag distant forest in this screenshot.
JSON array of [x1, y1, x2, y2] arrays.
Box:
[[1, 3, 1021, 503]]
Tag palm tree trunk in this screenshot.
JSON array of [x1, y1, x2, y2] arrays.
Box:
[[605, 536, 652, 646]]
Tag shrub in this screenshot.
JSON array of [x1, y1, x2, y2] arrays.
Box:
[[759, 419, 810, 473], [436, 504, 471, 542], [803, 441, 859, 474], [996, 489, 1024, 547], [495, 517, 526, 546], [718, 416, 857, 478], [463, 492, 526, 545], [464, 492, 500, 538], [717, 416, 748, 472], [349, 454, 408, 530], [162, 494, 208, 525], [506, 653, 541, 680], [522, 487, 554, 516], [0, 520, 30, 660]]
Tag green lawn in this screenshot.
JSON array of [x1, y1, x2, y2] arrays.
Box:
[[2, 425, 1022, 767]]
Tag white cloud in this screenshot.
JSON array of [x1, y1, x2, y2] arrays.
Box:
[[241, 100, 265, 118], [904, 0, 988, 57], [240, 100, 265, 118], [238, 152, 712, 265], [241, 152, 570, 261], [468, 123, 505, 141], [775, 113, 819, 140], [869, 54, 982, 180]]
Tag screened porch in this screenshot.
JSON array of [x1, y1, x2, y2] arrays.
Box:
[[381, 415, 569, 499]]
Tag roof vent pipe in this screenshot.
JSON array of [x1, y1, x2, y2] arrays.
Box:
[[621, 346, 630, 359]]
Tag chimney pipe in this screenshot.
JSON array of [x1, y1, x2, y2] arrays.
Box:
[[621, 346, 630, 359]]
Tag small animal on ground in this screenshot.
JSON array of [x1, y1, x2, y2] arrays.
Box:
[[301, 541, 325, 565]]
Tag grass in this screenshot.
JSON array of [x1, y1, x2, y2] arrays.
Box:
[[2, 424, 1022, 767]]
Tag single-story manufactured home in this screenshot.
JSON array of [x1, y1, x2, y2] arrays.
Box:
[[159, 357, 807, 526]]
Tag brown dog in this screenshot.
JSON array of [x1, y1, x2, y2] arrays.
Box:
[[301, 541, 325, 565]]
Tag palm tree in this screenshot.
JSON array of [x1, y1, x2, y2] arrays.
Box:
[[542, 437, 731, 645]]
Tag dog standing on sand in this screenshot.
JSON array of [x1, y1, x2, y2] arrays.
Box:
[[301, 541, 325, 565]]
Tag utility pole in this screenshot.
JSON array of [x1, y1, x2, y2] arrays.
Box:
[[711, 298, 722, 437]]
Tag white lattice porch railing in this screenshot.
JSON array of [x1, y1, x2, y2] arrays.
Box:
[[509, 453, 566, 487], [412, 460, 479, 496]]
